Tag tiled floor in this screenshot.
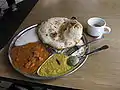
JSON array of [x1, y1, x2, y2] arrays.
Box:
[[0, 0, 38, 49]]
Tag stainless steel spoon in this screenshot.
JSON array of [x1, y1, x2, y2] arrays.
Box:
[[48, 37, 101, 54], [64, 38, 101, 56], [67, 45, 109, 66]]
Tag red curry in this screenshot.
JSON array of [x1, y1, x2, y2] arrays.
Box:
[[11, 42, 50, 74]]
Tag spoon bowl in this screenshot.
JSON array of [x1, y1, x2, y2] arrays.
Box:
[[67, 45, 109, 66]]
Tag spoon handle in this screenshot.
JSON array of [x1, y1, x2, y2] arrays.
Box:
[[64, 39, 100, 56], [78, 38, 100, 48], [86, 45, 109, 55]]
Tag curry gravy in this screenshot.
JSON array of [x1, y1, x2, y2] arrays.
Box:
[[11, 42, 51, 74]]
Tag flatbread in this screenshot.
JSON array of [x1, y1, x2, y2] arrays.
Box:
[[38, 17, 83, 49]]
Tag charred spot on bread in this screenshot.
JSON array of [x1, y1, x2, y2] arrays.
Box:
[[71, 16, 77, 20], [50, 32, 57, 38]]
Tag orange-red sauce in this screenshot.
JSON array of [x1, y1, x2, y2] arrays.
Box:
[[11, 42, 51, 74]]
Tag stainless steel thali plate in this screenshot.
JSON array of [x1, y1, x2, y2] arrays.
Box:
[[8, 24, 89, 80]]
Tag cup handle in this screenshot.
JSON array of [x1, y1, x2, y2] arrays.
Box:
[[104, 26, 111, 34]]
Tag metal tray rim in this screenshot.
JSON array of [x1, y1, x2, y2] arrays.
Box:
[[8, 24, 89, 80]]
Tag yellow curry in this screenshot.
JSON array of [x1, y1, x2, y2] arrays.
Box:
[[37, 54, 72, 76]]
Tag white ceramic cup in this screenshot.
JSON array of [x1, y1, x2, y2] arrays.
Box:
[[87, 17, 111, 39]]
